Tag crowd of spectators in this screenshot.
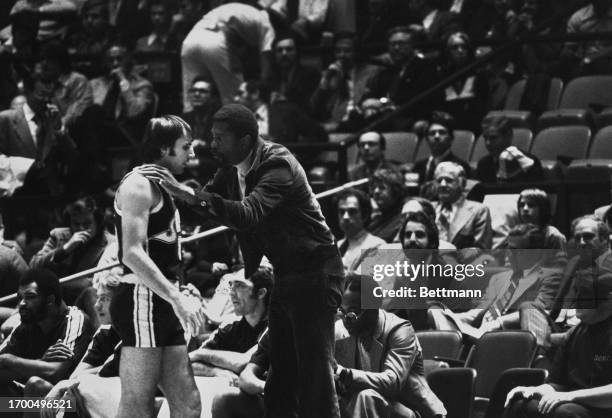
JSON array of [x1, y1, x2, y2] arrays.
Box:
[[1, 0, 612, 417]]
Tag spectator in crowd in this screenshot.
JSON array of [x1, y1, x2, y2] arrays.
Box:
[[38, 275, 123, 418], [475, 115, 544, 184], [169, 0, 208, 45], [0, 268, 93, 396], [0, 67, 79, 241], [210, 329, 270, 418], [563, 0, 612, 76], [23, 275, 120, 400], [39, 41, 93, 131], [413, 111, 471, 186], [189, 267, 272, 379], [135, 0, 179, 52], [334, 274, 447, 417], [310, 31, 381, 131], [10, 0, 77, 43], [348, 131, 398, 181], [266, 35, 320, 111], [504, 260, 612, 418], [89, 42, 155, 147], [437, 32, 490, 132], [0, 241, 28, 298], [368, 168, 406, 243], [66, 0, 112, 69], [182, 75, 222, 183], [361, 26, 440, 117], [448, 224, 562, 342], [181, 2, 275, 108], [433, 162, 492, 249], [394, 196, 457, 250], [233, 79, 327, 163], [525, 215, 610, 347], [30, 197, 108, 305], [517, 188, 566, 250], [407, 0, 462, 42], [183, 76, 222, 144], [335, 188, 385, 273]]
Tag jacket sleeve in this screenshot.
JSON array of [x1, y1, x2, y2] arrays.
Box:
[[534, 268, 563, 310], [349, 323, 416, 399], [473, 205, 493, 250], [206, 162, 294, 231], [29, 229, 70, 269]]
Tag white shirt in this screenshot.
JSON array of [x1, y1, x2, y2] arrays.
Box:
[[255, 104, 269, 136], [234, 150, 255, 198], [22, 102, 39, 147], [338, 231, 385, 272]]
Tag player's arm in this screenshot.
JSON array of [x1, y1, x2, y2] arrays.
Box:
[[189, 345, 256, 373], [0, 353, 72, 383]]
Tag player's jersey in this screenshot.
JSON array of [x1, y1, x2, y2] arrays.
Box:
[[114, 167, 182, 281]]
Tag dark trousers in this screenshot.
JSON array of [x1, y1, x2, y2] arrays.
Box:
[[264, 254, 345, 418], [505, 398, 611, 418]]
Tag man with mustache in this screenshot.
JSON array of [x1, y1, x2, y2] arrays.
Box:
[[0, 268, 93, 396]]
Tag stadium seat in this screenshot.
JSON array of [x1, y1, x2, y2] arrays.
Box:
[[483, 110, 533, 129], [383, 131, 420, 163], [589, 127, 612, 159], [530, 126, 591, 163], [427, 368, 477, 418], [538, 76, 612, 130], [504, 77, 563, 111], [452, 130, 476, 162], [416, 330, 463, 360], [466, 331, 538, 401]]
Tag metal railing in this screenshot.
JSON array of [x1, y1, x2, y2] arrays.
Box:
[[0, 177, 370, 305]]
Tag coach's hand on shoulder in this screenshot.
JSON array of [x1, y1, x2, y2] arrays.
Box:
[[138, 165, 198, 205], [172, 293, 206, 337]]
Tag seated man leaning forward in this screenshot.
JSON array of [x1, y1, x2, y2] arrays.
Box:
[[0, 268, 93, 396], [504, 262, 612, 418], [335, 275, 447, 418], [189, 266, 272, 380]]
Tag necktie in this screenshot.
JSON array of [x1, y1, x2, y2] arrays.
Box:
[[33, 112, 47, 159], [483, 270, 522, 323], [437, 204, 452, 242]]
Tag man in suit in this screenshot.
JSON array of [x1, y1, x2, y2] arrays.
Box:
[[504, 257, 612, 418], [475, 115, 544, 184], [335, 274, 447, 418], [433, 162, 492, 249], [413, 111, 471, 185], [0, 67, 79, 240], [453, 223, 562, 338], [267, 35, 321, 112]]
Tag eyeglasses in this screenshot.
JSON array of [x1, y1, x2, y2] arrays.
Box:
[[338, 208, 359, 216]]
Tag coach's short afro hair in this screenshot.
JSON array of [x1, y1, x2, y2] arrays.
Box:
[[213, 104, 259, 144]]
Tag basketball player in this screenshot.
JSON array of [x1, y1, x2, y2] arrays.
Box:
[[110, 115, 205, 417]]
